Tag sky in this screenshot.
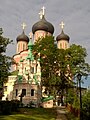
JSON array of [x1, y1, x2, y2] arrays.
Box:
[[0, 0, 90, 88]]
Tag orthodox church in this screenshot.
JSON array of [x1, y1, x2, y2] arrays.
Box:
[[2, 7, 70, 108]]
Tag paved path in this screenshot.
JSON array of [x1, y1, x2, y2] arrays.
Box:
[[56, 106, 68, 120]]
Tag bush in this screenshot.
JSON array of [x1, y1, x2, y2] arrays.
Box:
[[0, 101, 12, 114], [0, 100, 20, 115], [11, 100, 20, 112]]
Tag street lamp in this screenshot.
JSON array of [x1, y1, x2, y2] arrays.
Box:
[[77, 73, 83, 120]]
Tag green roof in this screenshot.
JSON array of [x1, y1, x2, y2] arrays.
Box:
[[10, 70, 18, 76], [41, 96, 54, 102]]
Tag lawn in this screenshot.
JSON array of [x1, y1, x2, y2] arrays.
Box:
[[0, 108, 56, 120]]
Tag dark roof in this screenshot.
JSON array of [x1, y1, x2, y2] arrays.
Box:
[[32, 16, 54, 34], [56, 30, 70, 41], [16, 31, 29, 42]]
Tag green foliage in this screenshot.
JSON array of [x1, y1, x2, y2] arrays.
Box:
[[82, 90, 90, 119], [0, 28, 12, 88], [33, 36, 59, 90], [33, 36, 90, 104], [72, 95, 79, 109], [66, 89, 75, 104], [66, 88, 80, 109], [67, 44, 90, 76], [82, 90, 90, 109]]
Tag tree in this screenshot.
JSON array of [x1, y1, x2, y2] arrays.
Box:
[[33, 36, 90, 105], [67, 44, 90, 76], [33, 36, 59, 95], [0, 28, 12, 99], [61, 44, 90, 105]]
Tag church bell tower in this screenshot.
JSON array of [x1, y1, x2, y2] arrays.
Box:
[[16, 23, 29, 54], [56, 21, 70, 49]]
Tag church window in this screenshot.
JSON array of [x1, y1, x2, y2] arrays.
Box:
[[31, 67, 34, 73], [22, 89, 26, 96], [31, 89, 34, 96], [23, 44, 25, 50], [16, 89, 18, 96], [65, 43, 67, 49], [60, 43, 62, 48]]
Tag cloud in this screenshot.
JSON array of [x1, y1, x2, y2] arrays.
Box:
[[0, 0, 90, 65]]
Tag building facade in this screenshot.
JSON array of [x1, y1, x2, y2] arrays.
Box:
[[2, 7, 70, 108]]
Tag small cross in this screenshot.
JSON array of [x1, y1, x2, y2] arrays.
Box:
[[60, 21, 65, 29], [39, 10, 43, 19], [41, 6, 45, 16], [21, 22, 27, 30], [29, 32, 33, 39]]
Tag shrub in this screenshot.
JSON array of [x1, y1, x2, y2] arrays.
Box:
[[0, 100, 20, 115]]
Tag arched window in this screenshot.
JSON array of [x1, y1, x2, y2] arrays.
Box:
[[22, 89, 26, 96], [23, 44, 25, 50], [31, 67, 34, 73], [60, 43, 62, 48], [65, 43, 67, 49], [31, 89, 34, 96]]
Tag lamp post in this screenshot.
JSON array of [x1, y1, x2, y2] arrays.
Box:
[[77, 73, 83, 120]]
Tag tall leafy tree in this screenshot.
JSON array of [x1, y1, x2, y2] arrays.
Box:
[[33, 36, 90, 105], [33, 36, 59, 95], [0, 28, 12, 96]]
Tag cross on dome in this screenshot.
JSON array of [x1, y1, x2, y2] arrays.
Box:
[[21, 22, 27, 30], [41, 6, 45, 16], [60, 21, 65, 30]]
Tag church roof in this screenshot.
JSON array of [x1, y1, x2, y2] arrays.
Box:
[[56, 30, 70, 41], [32, 15, 54, 34], [16, 31, 29, 42]]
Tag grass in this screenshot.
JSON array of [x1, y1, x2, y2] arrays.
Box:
[[0, 108, 56, 120]]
